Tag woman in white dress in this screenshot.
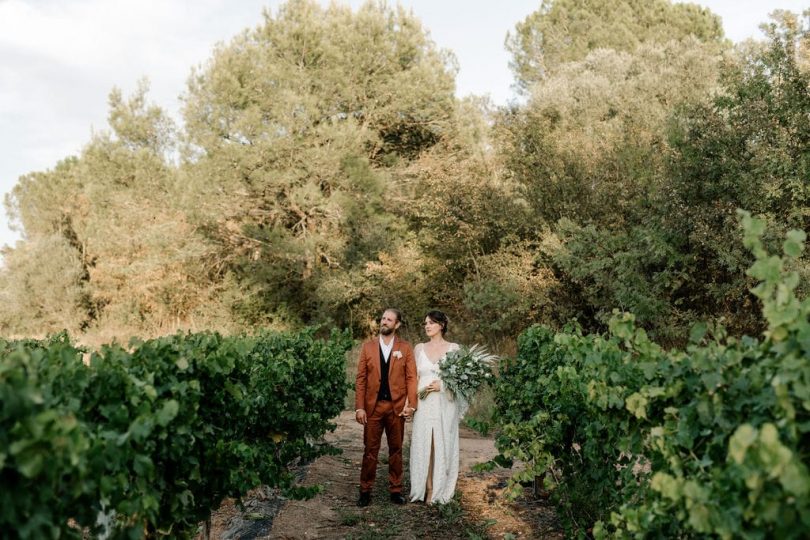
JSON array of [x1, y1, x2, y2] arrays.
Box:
[[409, 310, 461, 504]]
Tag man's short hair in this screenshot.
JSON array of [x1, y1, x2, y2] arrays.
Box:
[[383, 307, 404, 325]]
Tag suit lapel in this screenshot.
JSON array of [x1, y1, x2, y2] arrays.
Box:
[[371, 340, 381, 380], [387, 335, 398, 377]]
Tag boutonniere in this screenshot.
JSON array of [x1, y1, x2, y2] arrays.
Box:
[[392, 351, 403, 359]]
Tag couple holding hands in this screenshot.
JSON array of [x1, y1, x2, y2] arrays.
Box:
[[355, 308, 461, 507]]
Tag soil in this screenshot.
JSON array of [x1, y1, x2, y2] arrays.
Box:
[[201, 411, 561, 539]]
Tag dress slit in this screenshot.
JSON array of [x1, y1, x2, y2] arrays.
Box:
[[425, 429, 435, 503]]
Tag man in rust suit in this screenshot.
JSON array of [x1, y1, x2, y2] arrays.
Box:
[[355, 308, 417, 506]]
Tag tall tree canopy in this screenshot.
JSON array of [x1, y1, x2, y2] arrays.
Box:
[[1, 1, 805, 347], [179, 0, 458, 329], [507, 0, 725, 91], [4, 81, 220, 337], [661, 10, 810, 334]]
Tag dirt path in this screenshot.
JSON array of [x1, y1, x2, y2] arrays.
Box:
[[206, 411, 560, 539]]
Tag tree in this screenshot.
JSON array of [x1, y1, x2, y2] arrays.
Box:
[[502, 38, 723, 228], [662, 10, 810, 334], [507, 0, 724, 91], [392, 96, 546, 340], [497, 2, 728, 340], [4, 82, 223, 338], [0, 235, 90, 335], [180, 0, 458, 330]]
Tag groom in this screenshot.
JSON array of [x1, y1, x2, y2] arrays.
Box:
[[355, 308, 417, 507]]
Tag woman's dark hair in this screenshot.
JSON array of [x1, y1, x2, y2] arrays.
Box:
[[425, 310, 449, 335]]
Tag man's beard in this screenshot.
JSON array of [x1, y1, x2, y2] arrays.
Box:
[[380, 326, 395, 336]]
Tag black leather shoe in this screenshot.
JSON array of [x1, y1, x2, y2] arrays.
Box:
[[357, 492, 371, 507], [390, 493, 406, 505]]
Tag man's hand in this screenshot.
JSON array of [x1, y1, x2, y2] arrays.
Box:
[[399, 406, 415, 419], [355, 409, 367, 425]]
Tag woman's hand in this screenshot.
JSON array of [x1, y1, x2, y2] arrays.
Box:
[[418, 379, 442, 400]]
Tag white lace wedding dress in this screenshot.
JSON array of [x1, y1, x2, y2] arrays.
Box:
[[409, 342, 460, 504]]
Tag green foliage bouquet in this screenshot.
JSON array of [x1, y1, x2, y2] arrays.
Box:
[[420, 345, 497, 417], [440, 344, 497, 401]]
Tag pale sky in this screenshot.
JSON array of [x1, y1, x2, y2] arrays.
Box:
[[0, 0, 807, 249]]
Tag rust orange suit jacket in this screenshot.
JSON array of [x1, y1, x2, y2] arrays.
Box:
[[355, 336, 418, 416]]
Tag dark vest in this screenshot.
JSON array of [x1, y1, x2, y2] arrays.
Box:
[[376, 344, 392, 402]]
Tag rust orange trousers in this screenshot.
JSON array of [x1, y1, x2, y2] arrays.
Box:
[[360, 400, 405, 493]]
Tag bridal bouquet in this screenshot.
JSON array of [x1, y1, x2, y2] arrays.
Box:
[[419, 344, 497, 402]]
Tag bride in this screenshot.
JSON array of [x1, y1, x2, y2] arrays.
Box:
[[409, 310, 461, 504]]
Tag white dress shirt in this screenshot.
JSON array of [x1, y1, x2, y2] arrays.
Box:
[[379, 334, 394, 362]]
